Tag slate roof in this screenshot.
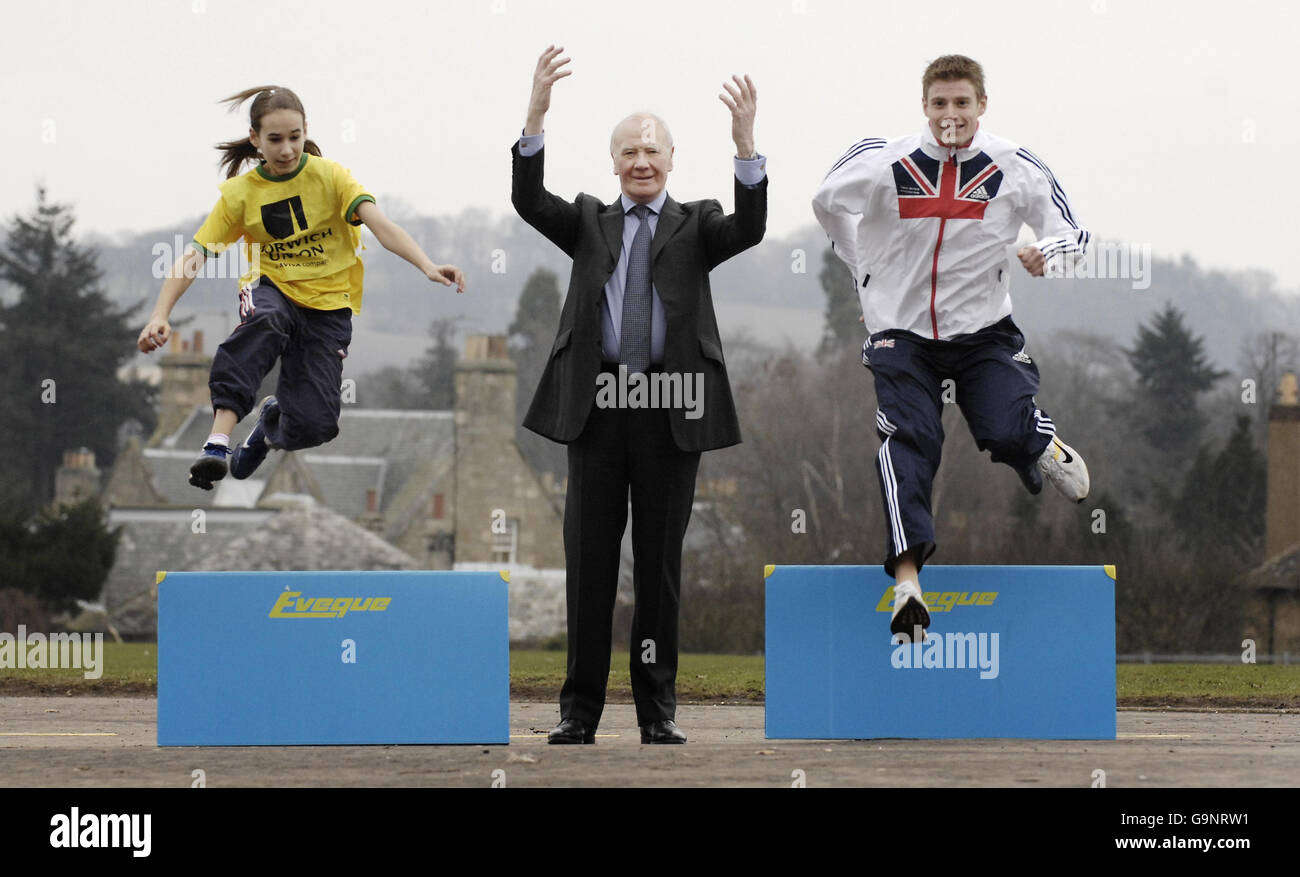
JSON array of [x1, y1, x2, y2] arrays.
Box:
[[1247, 543, 1300, 593], [105, 499, 419, 636], [193, 498, 420, 572], [104, 507, 275, 636], [138, 448, 236, 507], [298, 454, 387, 519], [146, 406, 454, 521], [328, 410, 455, 514]]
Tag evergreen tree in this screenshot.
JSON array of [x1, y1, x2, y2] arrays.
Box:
[[1124, 302, 1226, 455], [817, 245, 862, 357], [508, 268, 565, 479], [0, 497, 119, 616], [1174, 414, 1266, 564], [0, 189, 156, 514], [414, 315, 461, 409], [507, 267, 562, 392], [996, 488, 1057, 565]]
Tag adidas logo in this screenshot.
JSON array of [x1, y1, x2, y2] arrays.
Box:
[[968, 185, 989, 201], [1013, 350, 1032, 363]]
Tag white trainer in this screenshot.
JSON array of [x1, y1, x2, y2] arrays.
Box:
[[1036, 436, 1090, 503], [889, 580, 931, 639]]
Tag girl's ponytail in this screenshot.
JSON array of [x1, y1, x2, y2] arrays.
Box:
[[215, 136, 262, 180]]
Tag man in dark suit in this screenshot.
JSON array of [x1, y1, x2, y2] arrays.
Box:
[[512, 46, 767, 744]]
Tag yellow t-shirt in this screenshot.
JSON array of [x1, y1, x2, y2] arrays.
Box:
[[192, 154, 375, 314]]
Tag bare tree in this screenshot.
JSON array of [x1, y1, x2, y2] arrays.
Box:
[[1238, 330, 1300, 446]]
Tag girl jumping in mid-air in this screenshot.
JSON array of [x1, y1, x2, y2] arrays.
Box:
[[137, 85, 465, 489]]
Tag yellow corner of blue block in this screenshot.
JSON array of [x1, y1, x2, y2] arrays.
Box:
[[1103, 565, 1116, 580], [155, 571, 167, 585], [499, 570, 510, 583], [764, 564, 775, 578]]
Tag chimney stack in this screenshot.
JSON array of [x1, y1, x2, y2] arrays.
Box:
[[54, 447, 100, 507], [1265, 372, 1300, 559], [148, 330, 212, 447], [359, 487, 384, 533], [455, 334, 517, 434]]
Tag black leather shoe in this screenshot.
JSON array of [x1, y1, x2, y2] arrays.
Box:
[[640, 719, 687, 744], [547, 718, 596, 744]]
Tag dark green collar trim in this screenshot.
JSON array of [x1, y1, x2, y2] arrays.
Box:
[[256, 153, 308, 181]]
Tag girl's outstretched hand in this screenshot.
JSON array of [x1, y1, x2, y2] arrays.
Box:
[[138, 317, 171, 352], [426, 264, 466, 293]]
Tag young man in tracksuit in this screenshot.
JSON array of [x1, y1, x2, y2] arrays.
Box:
[[812, 54, 1091, 638]]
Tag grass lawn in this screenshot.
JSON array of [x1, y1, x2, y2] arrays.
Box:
[[0, 642, 158, 693], [2, 644, 1298, 707], [1118, 664, 1300, 707]]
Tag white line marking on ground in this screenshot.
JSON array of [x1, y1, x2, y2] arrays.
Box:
[[0, 732, 119, 737]]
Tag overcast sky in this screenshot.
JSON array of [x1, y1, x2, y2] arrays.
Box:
[[4, 0, 1297, 291]]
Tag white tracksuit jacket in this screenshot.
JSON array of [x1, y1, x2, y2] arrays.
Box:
[[812, 125, 1090, 341]]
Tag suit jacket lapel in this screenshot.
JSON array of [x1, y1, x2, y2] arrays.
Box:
[[651, 196, 685, 264], [599, 193, 686, 295], [600, 199, 623, 267]]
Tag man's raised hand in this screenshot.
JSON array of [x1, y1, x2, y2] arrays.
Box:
[[526, 45, 571, 135], [719, 74, 757, 158]]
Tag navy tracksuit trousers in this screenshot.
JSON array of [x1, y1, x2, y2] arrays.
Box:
[[865, 316, 1055, 576], [209, 278, 352, 451]]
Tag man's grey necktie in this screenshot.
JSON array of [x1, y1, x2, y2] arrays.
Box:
[[619, 203, 653, 374]]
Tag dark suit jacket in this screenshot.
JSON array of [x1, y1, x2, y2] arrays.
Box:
[[511, 142, 767, 453]]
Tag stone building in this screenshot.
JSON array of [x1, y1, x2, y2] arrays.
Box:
[[1244, 373, 1300, 655], [453, 335, 565, 568], [92, 331, 566, 637]]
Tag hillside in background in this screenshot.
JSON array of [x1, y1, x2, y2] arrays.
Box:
[[62, 206, 1300, 377]]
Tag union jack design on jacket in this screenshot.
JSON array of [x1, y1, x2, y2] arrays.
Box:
[[812, 126, 1089, 340]]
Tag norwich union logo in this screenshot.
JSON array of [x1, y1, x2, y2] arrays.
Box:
[[260, 195, 308, 239]]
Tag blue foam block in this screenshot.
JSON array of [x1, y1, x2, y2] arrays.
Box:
[[157, 570, 508, 745], [765, 565, 1116, 739]]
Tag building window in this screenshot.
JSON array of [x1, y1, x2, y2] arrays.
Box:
[[432, 494, 445, 519], [491, 519, 519, 565]]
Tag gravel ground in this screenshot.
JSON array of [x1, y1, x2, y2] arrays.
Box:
[[1, 697, 1298, 787]]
